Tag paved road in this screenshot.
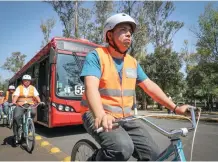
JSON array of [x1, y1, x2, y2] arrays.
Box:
[[0, 122, 58, 161], [35, 116, 218, 161]]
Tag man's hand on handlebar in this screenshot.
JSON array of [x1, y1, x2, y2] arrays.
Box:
[[175, 105, 200, 117], [94, 113, 115, 132]]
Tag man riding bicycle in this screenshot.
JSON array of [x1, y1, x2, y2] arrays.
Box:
[[12, 74, 42, 144], [3, 85, 15, 116], [80, 13, 191, 161]]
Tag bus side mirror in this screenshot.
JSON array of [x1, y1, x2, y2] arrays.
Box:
[[49, 48, 56, 64]]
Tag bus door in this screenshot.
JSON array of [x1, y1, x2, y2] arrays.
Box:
[[37, 57, 50, 125]]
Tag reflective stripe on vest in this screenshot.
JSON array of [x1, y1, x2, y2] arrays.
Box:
[[81, 100, 131, 115], [99, 89, 135, 97]]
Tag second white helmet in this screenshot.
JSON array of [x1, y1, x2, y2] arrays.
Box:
[[22, 74, 31, 80], [8, 85, 15, 90], [103, 13, 137, 42]]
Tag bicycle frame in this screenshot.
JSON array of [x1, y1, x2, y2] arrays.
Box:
[[22, 108, 32, 138], [126, 116, 187, 161], [156, 139, 186, 161], [8, 106, 14, 122]]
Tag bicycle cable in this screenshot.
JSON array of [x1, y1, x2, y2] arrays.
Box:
[[140, 111, 201, 161], [190, 108, 201, 161]]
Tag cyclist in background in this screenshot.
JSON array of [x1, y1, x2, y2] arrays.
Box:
[[12, 74, 42, 144], [0, 90, 5, 118], [3, 85, 15, 116]]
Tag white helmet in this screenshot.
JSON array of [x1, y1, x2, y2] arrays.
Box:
[[0, 90, 3, 93], [22, 74, 31, 80], [8, 85, 15, 90], [103, 13, 137, 42]]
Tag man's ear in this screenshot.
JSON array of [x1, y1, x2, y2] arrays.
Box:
[[107, 31, 112, 41]]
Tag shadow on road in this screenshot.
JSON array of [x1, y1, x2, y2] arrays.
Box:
[[35, 124, 87, 138], [1, 136, 16, 148]]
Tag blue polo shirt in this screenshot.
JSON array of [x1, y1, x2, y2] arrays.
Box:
[[80, 50, 148, 84]]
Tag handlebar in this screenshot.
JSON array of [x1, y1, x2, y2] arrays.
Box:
[[96, 106, 201, 139], [20, 102, 45, 110]]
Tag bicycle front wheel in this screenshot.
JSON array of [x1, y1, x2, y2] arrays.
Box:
[[8, 110, 13, 129], [26, 119, 35, 153], [71, 139, 98, 161]]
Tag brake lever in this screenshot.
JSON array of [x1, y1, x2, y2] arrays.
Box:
[[187, 106, 201, 129]]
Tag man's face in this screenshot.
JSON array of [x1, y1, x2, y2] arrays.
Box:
[[108, 23, 133, 52], [9, 89, 15, 93], [0, 92, 3, 96], [23, 80, 31, 87]]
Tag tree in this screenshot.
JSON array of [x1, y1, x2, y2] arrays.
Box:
[[90, 1, 114, 44], [191, 2, 218, 62], [144, 1, 184, 48], [0, 79, 9, 92], [187, 3, 218, 111], [2, 52, 26, 74], [141, 2, 184, 109], [78, 7, 93, 39], [48, 1, 83, 38], [40, 17, 56, 48]]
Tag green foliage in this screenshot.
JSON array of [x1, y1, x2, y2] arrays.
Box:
[[185, 3, 218, 110], [40, 17, 56, 48], [143, 1, 184, 48], [89, 1, 114, 44], [194, 2, 218, 62], [2, 52, 26, 74], [48, 1, 83, 38]]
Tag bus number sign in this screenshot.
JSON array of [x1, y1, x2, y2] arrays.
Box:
[[74, 85, 85, 95]]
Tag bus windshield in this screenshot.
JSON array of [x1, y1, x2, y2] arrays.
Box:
[[56, 53, 85, 98]]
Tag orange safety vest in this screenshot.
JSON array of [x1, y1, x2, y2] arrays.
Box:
[[17, 85, 35, 105], [0, 96, 4, 105], [80, 47, 137, 118], [4, 91, 14, 103]]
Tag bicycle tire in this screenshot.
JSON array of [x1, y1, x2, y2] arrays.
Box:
[[71, 139, 98, 161], [3, 117, 7, 127], [26, 119, 35, 153], [8, 110, 13, 129]]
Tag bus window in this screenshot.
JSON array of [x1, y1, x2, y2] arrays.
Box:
[[56, 53, 85, 98]]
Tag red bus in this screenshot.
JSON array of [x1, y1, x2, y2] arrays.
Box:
[[9, 37, 100, 128]]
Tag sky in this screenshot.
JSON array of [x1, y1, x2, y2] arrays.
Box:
[[0, 1, 217, 80]]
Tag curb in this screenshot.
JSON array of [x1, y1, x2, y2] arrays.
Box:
[[35, 135, 71, 162], [148, 115, 218, 123]]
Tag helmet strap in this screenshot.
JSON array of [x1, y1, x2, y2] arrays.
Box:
[[109, 36, 128, 55]]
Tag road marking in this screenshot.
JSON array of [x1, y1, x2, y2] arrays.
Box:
[[35, 133, 71, 161], [35, 135, 42, 140], [50, 147, 61, 153], [63, 156, 71, 162], [41, 141, 50, 147]]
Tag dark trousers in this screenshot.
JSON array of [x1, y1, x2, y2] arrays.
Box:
[[13, 106, 36, 137], [82, 111, 160, 161]]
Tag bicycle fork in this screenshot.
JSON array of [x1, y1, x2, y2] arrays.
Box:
[[173, 140, 186, 161], [155, 139, 186, 161]]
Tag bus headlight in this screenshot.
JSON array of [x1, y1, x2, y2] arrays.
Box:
[[58, 105, 64, 111], [65, 106, 70, 111], [70, 108, 75, 112]]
